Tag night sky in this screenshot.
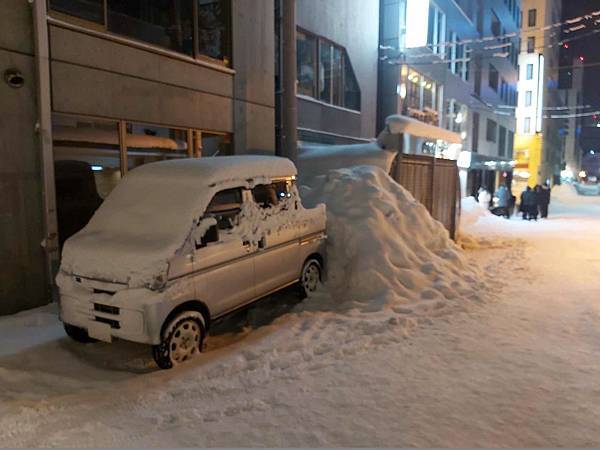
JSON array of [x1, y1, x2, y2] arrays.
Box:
[[562, 0, 600, 108]]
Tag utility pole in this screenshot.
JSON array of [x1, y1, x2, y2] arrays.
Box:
[[281, 0, 297, 163]]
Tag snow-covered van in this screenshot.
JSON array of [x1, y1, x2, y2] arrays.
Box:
[[56, 156, 326, 369]]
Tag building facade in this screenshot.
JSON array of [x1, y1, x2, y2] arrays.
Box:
[[558, 57, 584, 180], [514, 0, 564, 190], [1, 0, 276, 315], [293, 0, 380, 145], [378, 0, 520, 197]]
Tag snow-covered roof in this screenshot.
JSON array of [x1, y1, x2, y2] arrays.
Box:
[[60, 156, 297, 286], [127, 155, 297, 187], [386, 115, 462, 144]]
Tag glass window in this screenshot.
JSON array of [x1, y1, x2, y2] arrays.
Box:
[[297, 31, 317, 97], [201, 132, 233, 157], [107, 0, 194, 57], [491, 11, 501, 37], [197, 0, 231, 62], [49, 0, 105, 24], [344, 58, 361, 111], [498, 125, 506, 156], [206, 188, 242, 229], [332, 46, 344, 107], [319, 41, 332, 103], [528, 9, 537, 27], [126, 123, 189, 171], [525, 90, 533, 106], [472, 112, 480, 152], [527, 37, 535, 53], [526, 64, 534, 80], [524, 117, 531, 133], [52, 115, 120, 248], [489, 65, 499, 91], [52, 115, 121, 200], [486, 119, 497, 142]]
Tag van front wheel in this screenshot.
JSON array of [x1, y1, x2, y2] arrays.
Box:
[[64, 323, 97, 343], [153, 311, 206, 370], [299, 258, 322, 298]]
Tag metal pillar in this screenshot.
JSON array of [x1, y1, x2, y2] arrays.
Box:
[[281, 0, 297, 163], [32, 0, 59, 298]]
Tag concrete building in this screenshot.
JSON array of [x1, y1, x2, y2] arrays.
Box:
[[292, 0, 380, 145], [514, 0, 564, 191], [378, 0, 520, 197], [1, 0, 276, 315]]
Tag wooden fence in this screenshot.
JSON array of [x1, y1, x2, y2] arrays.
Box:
[[391, 154, 461, 240]]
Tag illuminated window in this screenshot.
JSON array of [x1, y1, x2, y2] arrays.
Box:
[[524, 117, 532, 133], [526, 64, 534, 80], [525, 91, 533, 107]]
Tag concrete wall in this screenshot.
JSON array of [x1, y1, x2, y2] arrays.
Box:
[[232, 0, 275, 153], [0, 0, 48, 314], [296, 0, 379, 141]]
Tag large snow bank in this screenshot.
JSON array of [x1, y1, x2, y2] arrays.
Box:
[[460, 196, 493, 228], [301, 166, 484, 312]]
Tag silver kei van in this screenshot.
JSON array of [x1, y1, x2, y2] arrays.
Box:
[[56, 156, 326, 369]]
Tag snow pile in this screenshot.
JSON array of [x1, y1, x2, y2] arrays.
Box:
[[301, 166, 484, 313], [460, 196, 494, 228]]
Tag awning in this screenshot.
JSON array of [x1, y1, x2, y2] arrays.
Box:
[[386, 115, 462, 144]]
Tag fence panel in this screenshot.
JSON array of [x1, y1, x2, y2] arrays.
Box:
[[393, 155, 460, 240]]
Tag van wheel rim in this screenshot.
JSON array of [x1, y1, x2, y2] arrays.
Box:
[[170, 320, 201, 364], [302, 264, 320, 292]]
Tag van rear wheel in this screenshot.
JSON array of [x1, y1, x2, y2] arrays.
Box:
[[153, 311, 206, 370], [299, 258, 322, 298]]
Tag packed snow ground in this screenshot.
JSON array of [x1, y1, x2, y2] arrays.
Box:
[[2, 183, 600, 446]]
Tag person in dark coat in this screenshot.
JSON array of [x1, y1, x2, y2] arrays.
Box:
[[520, 186, 536, 220], [538, 182, 551, 218]]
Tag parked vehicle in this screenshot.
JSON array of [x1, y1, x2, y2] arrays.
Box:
[[56, 156, 327, 369], [574, 182, 600, 196]]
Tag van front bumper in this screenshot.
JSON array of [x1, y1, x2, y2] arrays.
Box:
[[57, 273, 165, 345]]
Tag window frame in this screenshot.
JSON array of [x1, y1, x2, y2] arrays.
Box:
[[486, 119, 497, 143], [296, 27, 361, 112], [47, 0, 233, 67], [528, 9, 537, 27], [527, 36, 535, 53]]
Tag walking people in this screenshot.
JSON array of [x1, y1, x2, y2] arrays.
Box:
[[538, 182, 551, 218], [520, 186, 536, 221]]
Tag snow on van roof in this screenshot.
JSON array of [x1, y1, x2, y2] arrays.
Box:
[[127, 155, 297, 186], [60, 156, 297, 287]]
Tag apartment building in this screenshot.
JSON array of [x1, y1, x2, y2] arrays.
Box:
[[378, 0, 520, 197], [514, 0, 564, 190]]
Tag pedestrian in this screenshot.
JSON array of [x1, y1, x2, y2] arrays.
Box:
[[478, 187, 491, 210], [494, 184, 510, 218], [531, 185, 541, 221], [520, 186, 536, 220], [538, 182, 551, 218]]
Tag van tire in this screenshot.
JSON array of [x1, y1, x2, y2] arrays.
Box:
[[64, 323, 97, 343], [299, 258, 322, 298], [153, 311, 206, 370]]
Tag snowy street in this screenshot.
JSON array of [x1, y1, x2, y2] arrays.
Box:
[[2, 185, 600, 447]]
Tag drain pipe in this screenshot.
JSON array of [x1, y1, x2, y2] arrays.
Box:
[[281, 0, 297, 163], [31, 0, 59, 299]]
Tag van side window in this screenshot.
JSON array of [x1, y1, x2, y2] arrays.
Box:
[[252, 182, 291, 208], [206, 188, 242, 230]]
